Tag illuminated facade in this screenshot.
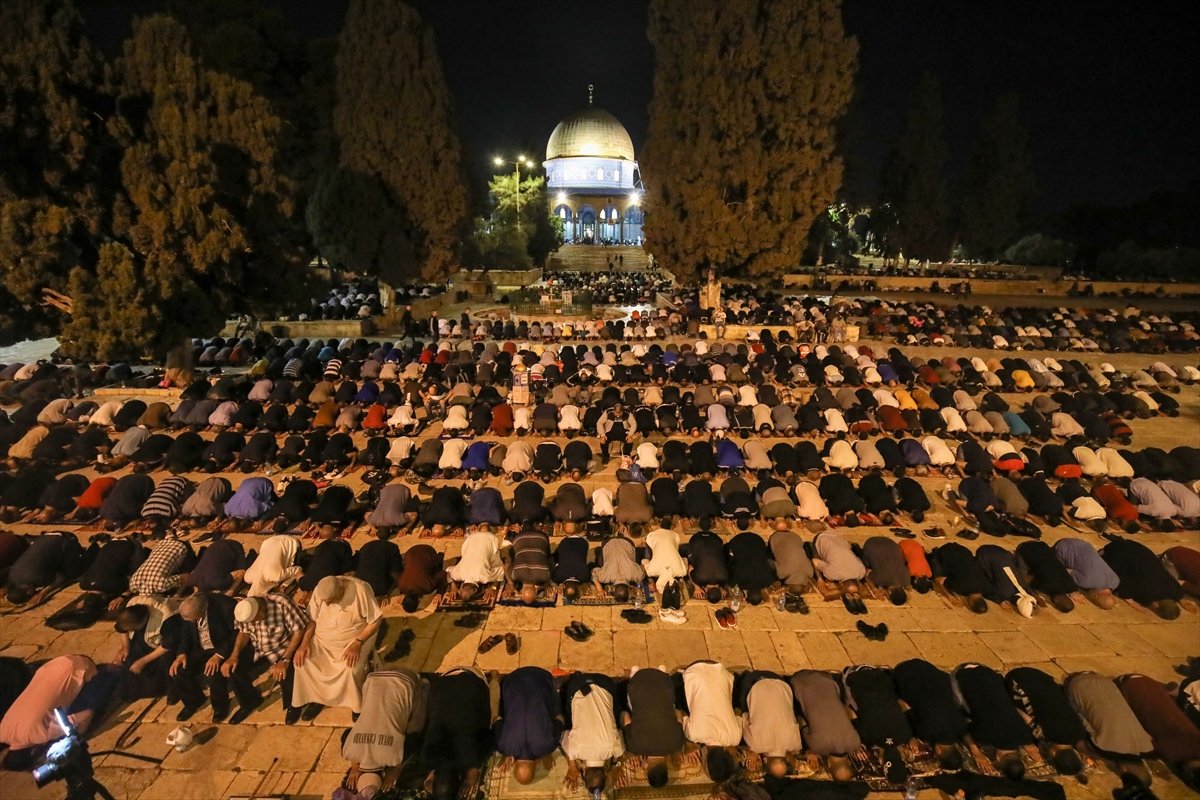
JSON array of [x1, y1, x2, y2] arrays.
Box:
[[543, 96, 644, 244]]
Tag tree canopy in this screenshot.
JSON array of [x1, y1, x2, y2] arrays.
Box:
[[960, 92, 1035, 259], [315, 0, 469, 284], [464, 171, 563, 269], [642, 0, 857, 281], [879, 73, 950, 263]]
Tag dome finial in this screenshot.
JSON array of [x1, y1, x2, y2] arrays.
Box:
[[588, 84, 594, 105]]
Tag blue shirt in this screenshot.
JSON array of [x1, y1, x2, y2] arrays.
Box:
[[1053, 538, 1119, 591], [495, 667, 561, 760]]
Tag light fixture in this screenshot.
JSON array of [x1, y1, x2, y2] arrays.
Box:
[[556, 192, 567, 204], [492, 156, 503, 166], [629, 191, 641, 205]]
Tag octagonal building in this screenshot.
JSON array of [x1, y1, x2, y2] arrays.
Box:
[[543, 94, 644, 245]]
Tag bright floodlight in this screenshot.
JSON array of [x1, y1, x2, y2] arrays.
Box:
[[556, 192, 567, 204], [493, 157, 503, 166], [629, 191, 641, 204]]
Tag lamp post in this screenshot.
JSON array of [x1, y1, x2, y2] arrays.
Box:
[[493, 155, 532, 236]]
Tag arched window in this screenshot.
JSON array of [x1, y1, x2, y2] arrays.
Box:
[[624, 205, 643, 225], [554, 204, 573, 221]]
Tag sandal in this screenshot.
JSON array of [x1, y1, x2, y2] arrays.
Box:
[[478, 634, 503, 653], [505, 632, 520, 654]]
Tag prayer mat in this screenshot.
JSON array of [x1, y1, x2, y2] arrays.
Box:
[[434, 588, 498, 613], [967, 742, 1058, 781], [611, 749, 719, 799], [562, 580, 652, 607], [497, 584, 559, 607], [480, 753, 592, 800]]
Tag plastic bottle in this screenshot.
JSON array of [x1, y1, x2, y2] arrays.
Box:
[[729, 587, 743, 612]]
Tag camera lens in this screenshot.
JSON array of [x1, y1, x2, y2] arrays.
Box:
[[32, 760, 61, 788]]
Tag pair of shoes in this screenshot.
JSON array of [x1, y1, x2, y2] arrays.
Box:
[[479, 634, 504, 653], [715, 607, 738, 629], [659, 608, 686, 624], [923, 526, 947, 540], [300, 703, 323, 722], [842, 594, 868, 615], [564, 621, 594, 641], [783, 593, 809, 614], [620, 608, 654, 624], [856, 620, 889, 641], [211, 706, 232, 724], [176, 704, 201, 722], [504, 632, 520, 654], [956, 528, 980, 541]]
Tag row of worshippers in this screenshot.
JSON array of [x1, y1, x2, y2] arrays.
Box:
[[346, 660, 1199, 799], [954, 471, 1200, 534], [669, 285, 1200, 353], [0, 572, 382, 747]]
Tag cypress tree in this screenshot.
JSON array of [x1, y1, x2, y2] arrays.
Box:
[[0, 0, 113, 345], [879, 73, 950, 263], [642, 0, 858, 281], [960, 92, 1035, 259], [319, 0, 469, 283]]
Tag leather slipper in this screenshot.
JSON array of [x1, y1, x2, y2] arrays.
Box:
[[478, 634, 503, 653], [564, 625, 586, 642], [505, 632, 520, 655]]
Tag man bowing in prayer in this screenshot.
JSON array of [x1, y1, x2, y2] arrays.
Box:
[[292, 575, 382, 721], [494, 666, 563, 784]]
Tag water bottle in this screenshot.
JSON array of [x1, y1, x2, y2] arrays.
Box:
[[775, 592, 787, 612], [904, 777, 918, 800], [729, 587, 743, 612], [632, 587, 643, 610]]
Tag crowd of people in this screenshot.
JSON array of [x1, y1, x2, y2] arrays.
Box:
[[664, 288, 1200, 354], [540, 270, 671, 306], [0, 285, 1198, 798]]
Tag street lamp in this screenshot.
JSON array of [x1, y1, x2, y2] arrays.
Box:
[[494, 154, 532, 235]]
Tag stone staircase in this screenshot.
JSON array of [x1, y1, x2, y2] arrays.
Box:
[[549, 244, 651, 272]]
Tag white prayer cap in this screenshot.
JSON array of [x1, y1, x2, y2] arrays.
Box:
[[234, 597, 262, 623]]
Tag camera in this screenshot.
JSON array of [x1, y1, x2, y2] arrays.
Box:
[[31, 709, 114, 800]]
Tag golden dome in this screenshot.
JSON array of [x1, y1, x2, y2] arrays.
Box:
[[546, 107, 635, 161]]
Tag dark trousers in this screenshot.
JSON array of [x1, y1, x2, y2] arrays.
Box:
[[173, 648, 260, 715], [249, 657, 296, 710]]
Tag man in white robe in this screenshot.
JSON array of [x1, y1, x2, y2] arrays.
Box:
[[293, 575, 382, 718]]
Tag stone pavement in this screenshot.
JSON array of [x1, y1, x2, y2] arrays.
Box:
[[1, 334, 1199, 799]]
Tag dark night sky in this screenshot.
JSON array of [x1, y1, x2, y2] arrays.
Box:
[[87, 0, 1199, 214]]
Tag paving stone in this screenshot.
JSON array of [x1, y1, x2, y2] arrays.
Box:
[[703, 630, 751, 670], [485, 605, 545, 631], [92, 766, 160, 800], [770, 632, 812, 672], [237, 725, 332, 772], [91, 720, 177, 768], [646, 630, 708, 670], [612, 629, 649, 672], [423, 627, 484, 672], [314, 726, 352, 772], [518, 630, 561, 667], [741, 630, 785, 672], [797, 631, 850, 670], [979, 631, 1050, 664], [162, 723, 257, 770], [1126, 622, 1197, 657], [559, 630, 615, 673], [225, 769, 310, 798], [837, 630, 921, 665], [0, 772, 67, 800], [1082, 624, 1167, 657], [303, 771, 353, 798], [137, 769, 238, 800], [1024, 624, 1106, 656], [907, 632, 1002, 669]]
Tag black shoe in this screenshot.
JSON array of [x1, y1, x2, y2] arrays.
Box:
[[285, 706, 303, 725], [228, 705, 255, 725], [300, 703, 322, 721], [856, 620, 876, 640], [212, 706, 232, 723], [176, 705, 201, 722]]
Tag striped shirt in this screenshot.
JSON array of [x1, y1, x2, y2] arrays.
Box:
[[234, 594, 310, 663], [282, 358, 304, 378], [140, 477, 192, 519]]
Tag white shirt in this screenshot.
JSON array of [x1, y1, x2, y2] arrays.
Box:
[[682, 662, 742, 747], [742, 677, 803, 756], [592, 487, 614, 516], [448, 532, 506, 584], [642, 528, 687, 592], [561, 685, 625, 767]]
